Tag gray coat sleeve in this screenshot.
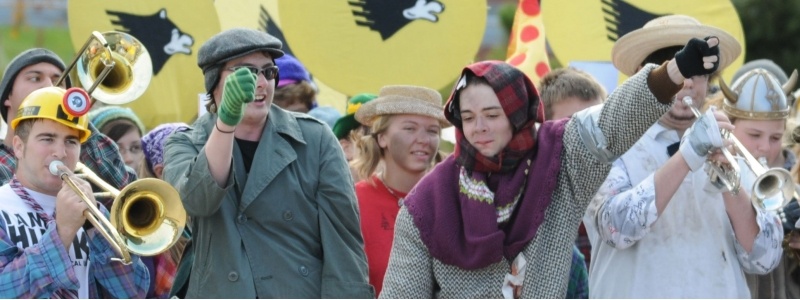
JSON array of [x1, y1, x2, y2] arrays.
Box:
[[379, 208, 435, 298], [315, 127, 375, 298], [162, 130, 234, 217], [565, 64, 672, 211]]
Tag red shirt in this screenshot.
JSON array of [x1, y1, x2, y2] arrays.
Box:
[[355, 175, 407, 297]]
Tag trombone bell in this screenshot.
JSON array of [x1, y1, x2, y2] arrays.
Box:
[[52, 161, 186, 263], [60, 31, 152, 105], [111, 178, 186, 257]]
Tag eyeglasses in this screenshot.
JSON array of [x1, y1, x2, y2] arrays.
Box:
[[118, 143, 142, 155], [227, 65, 279, 80]]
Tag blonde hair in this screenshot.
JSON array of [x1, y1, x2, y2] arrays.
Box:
[[351, 115, 394, 183], [539, 68, 607, 119]]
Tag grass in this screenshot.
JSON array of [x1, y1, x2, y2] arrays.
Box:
[[0, 25, 74, 80]]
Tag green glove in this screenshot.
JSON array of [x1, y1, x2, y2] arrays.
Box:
[[218, 68, 257, 126]]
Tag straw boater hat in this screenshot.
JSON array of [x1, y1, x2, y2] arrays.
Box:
[[355, 85, 451, 128], [612, 15, 742, 77]]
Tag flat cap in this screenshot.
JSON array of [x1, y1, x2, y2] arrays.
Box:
[[198, 28, 284, 93]]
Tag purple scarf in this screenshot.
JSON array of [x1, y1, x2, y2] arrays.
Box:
[[405, 119, 567, 269]]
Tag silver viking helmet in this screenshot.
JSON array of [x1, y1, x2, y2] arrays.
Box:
[[720, 68, 798, 120]]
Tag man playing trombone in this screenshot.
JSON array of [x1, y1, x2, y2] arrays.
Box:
[[584, 15, 784, 298], [0, 48, 137, 207], [0, 86, 149, 298]]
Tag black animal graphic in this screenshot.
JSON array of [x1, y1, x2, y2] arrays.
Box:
[[107, 9, 194, 75], [258, 5, 295, 57], [350, 0, 445, 40], [602, 0, 665, 42]]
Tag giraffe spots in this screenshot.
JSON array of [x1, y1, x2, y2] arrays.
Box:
[[536, 62, 550, 77], [521, 0, 541, 16], [509, 53, 526, 66], [520, 25, 539, 43]]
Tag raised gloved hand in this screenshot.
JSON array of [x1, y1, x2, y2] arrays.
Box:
[[674, 36, 720, 78], [680, 108, 724, 171], [218, 67, 257, 126]]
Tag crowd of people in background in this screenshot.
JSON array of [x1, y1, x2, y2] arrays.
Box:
[[0, 12, 799, 299]]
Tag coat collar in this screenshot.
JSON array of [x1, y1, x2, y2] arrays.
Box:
[[192, 105, 307, 145]]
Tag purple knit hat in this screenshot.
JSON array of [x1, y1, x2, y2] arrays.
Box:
[[275, 54, 311, 88], [141, 123, 190, 175]]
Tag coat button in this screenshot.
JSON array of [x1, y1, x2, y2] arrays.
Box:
[[299, 265, 308, 277], [283, 210, 293, 221], [228, 271, 239, 281], [237, 214, 248, 224]]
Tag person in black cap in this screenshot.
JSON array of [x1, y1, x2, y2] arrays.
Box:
[[0, 48, 136, 205], [163, 28, 373, 298]]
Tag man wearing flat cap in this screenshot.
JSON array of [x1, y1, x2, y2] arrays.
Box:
[[163, 28, 373, 298], [584, 15, 783, 298]]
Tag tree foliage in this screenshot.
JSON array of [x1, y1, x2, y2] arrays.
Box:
[[733, 0, 800, 75]]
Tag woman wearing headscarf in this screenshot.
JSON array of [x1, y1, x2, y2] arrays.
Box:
[[380, 34, 722, 298]]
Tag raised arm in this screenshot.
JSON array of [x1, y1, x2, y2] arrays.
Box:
[[163, 127, 233, 217]]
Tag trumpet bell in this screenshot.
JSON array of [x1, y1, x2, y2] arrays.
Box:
[[752, 168, 794, 211], [73, 31, 152, 105], [110, 178, 186, 257]]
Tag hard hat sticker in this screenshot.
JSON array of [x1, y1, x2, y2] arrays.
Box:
[[63, 88, 91, 117]]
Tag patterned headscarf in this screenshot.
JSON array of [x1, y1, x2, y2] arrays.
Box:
[[405, 61, 564, 269], [444, 61, 545, 173], [141, 123, 190, 176]]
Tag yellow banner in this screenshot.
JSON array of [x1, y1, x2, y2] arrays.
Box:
[[276, 0, 486, 97], [68, 0, 220, 130], [542, 0, 745, 82]]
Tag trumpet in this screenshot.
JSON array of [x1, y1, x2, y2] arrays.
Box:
[[55, 31, 152, 106], [50, 161, 186, 265], [682, 97, 793, 211]]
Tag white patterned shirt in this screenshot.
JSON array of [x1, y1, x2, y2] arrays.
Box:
[[585, 122, 784, 298]]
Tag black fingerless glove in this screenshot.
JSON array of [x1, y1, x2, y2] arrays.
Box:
[[674, 36, 720, 78]]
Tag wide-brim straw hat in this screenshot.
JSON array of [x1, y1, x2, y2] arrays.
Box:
[[355, 85, 451, 128], [612, 15, 741, 77]]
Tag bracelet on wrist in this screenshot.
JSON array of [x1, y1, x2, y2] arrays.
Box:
[[215, 122, 235, 134]]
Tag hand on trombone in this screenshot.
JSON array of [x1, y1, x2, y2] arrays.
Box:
[[52, 160, 96, 248]]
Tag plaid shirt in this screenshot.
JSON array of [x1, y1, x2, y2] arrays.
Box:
[[566, 245, 589, 299], [0, 204, 149, 298], [0, 123, 136, 209]]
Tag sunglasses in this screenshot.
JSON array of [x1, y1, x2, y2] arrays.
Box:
[[228, 65, 279, 80]]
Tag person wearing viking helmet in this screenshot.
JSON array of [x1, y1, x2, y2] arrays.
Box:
[[706, 63, 800, 299]]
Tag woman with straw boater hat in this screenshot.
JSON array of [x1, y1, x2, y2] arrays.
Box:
[[704, 65, 800, 299], [586, 15, 785, 298], [351, 85, 449, 296], [378, 22, 725, 296]]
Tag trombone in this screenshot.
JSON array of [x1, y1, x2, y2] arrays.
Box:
[[50, 161, 186, 265], [682, 97, 793, 211], [55, 31, 152, 106]]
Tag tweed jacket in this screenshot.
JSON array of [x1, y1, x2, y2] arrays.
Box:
[[163, 105, 373, 298], [379, 64, 675, 298]]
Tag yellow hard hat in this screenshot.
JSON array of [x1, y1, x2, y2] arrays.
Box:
[[11, 87, 92, 143]]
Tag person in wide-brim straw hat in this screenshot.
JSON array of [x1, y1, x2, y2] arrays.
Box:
[[355, 85, 451, 128], [350, 84, 449, 296], [612, 14, 741, 76]]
